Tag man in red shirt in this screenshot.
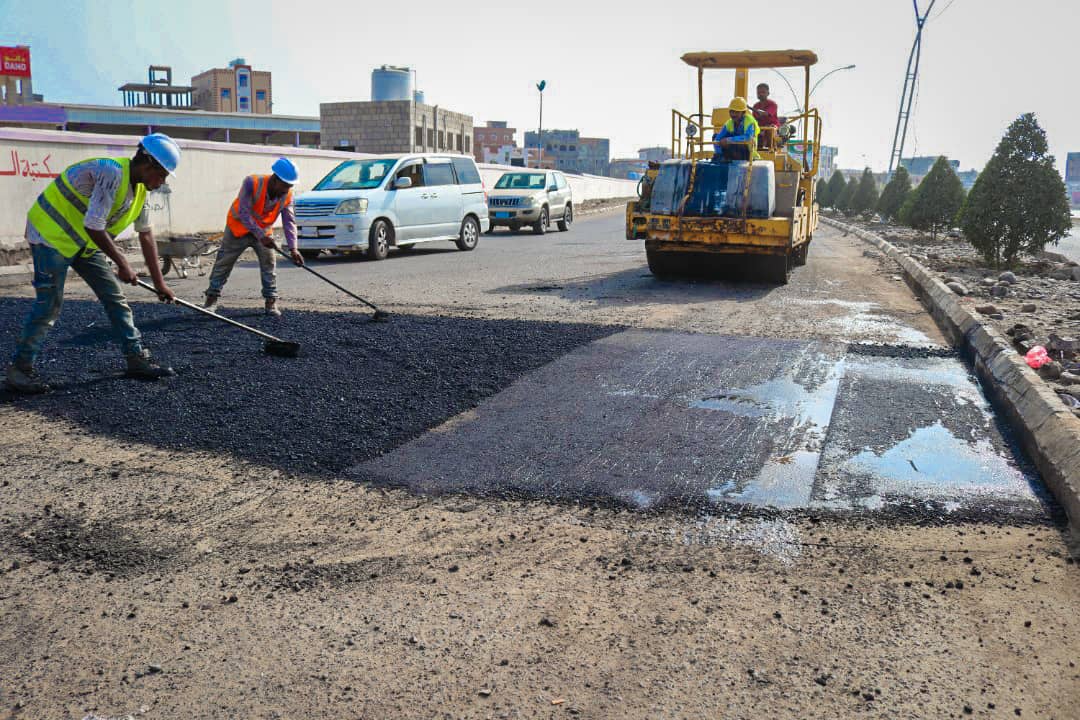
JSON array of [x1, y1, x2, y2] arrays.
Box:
[[752, 83, 781, 128]]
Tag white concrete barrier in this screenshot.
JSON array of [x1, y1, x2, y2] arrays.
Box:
[[0, 128, 637, 257]]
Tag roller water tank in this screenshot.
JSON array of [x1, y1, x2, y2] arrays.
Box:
[[371, 66, 412, 102], [724, 160, 776, 218]]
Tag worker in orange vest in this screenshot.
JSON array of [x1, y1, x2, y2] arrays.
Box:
[[203, 157, 304, 317]]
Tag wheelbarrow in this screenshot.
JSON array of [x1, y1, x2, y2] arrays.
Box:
[[156, 234, 222, 279]]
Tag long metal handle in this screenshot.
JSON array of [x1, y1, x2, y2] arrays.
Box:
[[272, 246, 381, 313], [135, 280, 288, 344]]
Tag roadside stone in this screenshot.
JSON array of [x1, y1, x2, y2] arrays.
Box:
[[1072, 267, 1080, 281], [1050, 269, 1072, 280], [1048, 334, 1080, 353], [989, 313, 1005, 320], [998, 271, 1017, 284], [981, 277, 997, 287], [1038, 361, 1063, 381], [946, 282, 968, 296], [989, 284, 1010, 298], [1058, 372, 1080, 386], [975, 304, 999, 315], [1021, 303, 1037, 313]]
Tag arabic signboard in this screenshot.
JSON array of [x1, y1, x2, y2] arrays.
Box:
[[0, 47, 31, 78], [0, 149, 59, 181]]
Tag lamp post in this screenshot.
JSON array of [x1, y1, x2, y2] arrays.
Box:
[[536, 80, 546, 168], [810, 64, 856, 99]]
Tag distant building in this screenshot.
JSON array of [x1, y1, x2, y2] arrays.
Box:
[[473, 121, 516, 162], [638, 146, 671, 163], [320, 100, 472, 154], [956, 169, 979, 191], [610, 158, 648, 180], [192, 59, 272, 114], [1066, 152, 1080, 183], [1, 45, 38, 105], [900, 155, 960, 184], [119, 66, 195, 110], [524, 129, 610, 175]]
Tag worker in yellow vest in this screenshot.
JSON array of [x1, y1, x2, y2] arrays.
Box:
[[203, 158, 303, 317], [5, 133, 180, 394], [712, 97, 761, 162]]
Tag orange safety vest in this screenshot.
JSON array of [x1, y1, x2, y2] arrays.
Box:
[[226, 174, 293, 238]]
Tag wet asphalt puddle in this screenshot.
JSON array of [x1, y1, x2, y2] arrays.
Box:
[[355, 330, 1056, 524]]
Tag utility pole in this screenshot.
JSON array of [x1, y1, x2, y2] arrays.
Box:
[[536, 80, 546, 168], [888, 0, 938, 177]]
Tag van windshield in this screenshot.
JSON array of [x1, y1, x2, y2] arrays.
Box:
[[495, 172, 547, 190], [314, 159, 399, 190]]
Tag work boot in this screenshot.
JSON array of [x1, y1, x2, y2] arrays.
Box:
[[125, 350, 175, 380], [264, 298, 281, 317], [5, 362, 50, 394], [203, 294, 220, 313]]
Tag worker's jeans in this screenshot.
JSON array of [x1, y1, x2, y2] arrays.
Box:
[[204, 227, 278, 300], [11, 243, 144, 367]]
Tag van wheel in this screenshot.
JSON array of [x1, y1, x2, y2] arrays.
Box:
[[367, 220, 391, 260], [557, 204, 572, 232], [533, 206, 549, 235], [509, 222, 521, 233], [456, 216, 480, 251], [300, 249, 321, 261]]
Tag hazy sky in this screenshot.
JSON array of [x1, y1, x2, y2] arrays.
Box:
[[3, 0, 1077, 173]]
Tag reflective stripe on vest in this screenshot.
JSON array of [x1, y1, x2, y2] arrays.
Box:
[[227, 175, 293, 237], [26, 158, 147, 259]]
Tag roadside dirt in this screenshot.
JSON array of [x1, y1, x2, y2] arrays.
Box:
[[1, 410, 1077, 720]]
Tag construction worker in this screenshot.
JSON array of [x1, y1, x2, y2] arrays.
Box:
[[5, 133, 181, 394], [751, 83, 781, 128], [203, 157, 304, 317], [712, 97, 760, 162]]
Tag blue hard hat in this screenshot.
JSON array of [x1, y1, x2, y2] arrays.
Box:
[[140, 133, 181, 176], [271, 157, 299, 184]]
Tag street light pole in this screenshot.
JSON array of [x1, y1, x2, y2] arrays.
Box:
[[769, 64, 856, 114], [809, 64, 856, 99], [536, 80, 546, 168]]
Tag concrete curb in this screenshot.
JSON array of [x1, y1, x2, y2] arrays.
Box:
[[823, 216, 1080, 535]]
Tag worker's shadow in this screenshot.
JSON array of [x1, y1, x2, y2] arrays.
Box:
[[0, 296, 618, 479]]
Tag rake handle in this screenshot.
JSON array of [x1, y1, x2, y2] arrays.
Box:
[[273, 245, 382, 313], [135, 279, 288, 345]]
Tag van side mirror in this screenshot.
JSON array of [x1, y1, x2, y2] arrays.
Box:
[[548, 184, 558, 192], [394, 176, 413, 189]]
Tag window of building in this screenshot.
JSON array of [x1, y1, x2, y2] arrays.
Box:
[[415, 127, 424, 148], [428, 129, 435, 147], [221, 88, 231, 98], [256, 90, 266, 101], [238, 74, 248, 88], [456, 133, 462, 151], [559, 145, 566, 152], [438, 131, 445, 149], [239, 97, 249, 109], [465, 136, 471, 152], [569, 145, 576, 152]]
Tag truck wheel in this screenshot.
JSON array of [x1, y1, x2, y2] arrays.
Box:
[[532, 206, 549, 235], [367, 220, 391, 260], [557, 204, 573, 232], [456, 216, 480, 251], [765, 255, 790, 284], [646, 249, 680, 277]]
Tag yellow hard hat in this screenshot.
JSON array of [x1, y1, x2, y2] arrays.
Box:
[[729, 97, 749, 112]]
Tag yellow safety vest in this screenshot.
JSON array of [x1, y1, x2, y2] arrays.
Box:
[[26, 157, 148, 258], [722, 117, 761, 160]]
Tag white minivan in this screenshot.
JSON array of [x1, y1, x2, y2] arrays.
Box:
[[294, 154, 489, 260]]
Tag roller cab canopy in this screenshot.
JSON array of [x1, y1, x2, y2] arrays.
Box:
[[681, 50, 818, 69]]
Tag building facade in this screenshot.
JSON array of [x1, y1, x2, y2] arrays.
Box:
[[609, 158, 648, 180], [473, 121, 516, 162], [523, 129, 610, 175], [320, 100, 473, 155], [192, 59, 272, 114], [638, 146, 671, 163]]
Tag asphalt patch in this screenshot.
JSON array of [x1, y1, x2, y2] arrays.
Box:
[[5, 510, 170, 576], [0, 298, 618, 475]]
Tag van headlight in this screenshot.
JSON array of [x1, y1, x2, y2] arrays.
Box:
[[335, 198, 368, 215], [527, 196, 540, 207]]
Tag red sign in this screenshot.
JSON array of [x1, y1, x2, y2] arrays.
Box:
[[0, 47, 31, 78]]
